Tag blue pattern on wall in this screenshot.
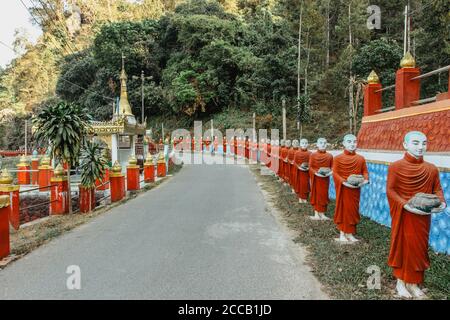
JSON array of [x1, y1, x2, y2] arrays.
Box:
[[328, 162, 450, 254]]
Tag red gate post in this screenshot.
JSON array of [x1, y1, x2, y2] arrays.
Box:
[[157, 152, 166, 177], [143, 154, 155, 183], [110, 161, 125, 203], [126, 155, 140, 191], [38, 155, 52, 191], [50, 164, 69, 215], [395, 52, 420, 110], [0, 195, 10, 259], [16, 155, 30, 185], [79, 185, 95, 213], [0, 169, 20, 230], [31, 152, 39, 185], [364, 70, 382, 116]]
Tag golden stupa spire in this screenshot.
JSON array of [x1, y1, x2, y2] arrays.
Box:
[[119, 53, 134, 116]]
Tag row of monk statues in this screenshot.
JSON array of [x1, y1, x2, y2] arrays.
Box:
[[174, 131, 446, 299], [257, 131, 445, 299]]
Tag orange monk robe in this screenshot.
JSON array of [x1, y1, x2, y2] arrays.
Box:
[[332, 150, 369, 234], [387, 153, 445, 284], [233, 138, 237, 155], [309, 150, 333, 212], [281, 147, 289, 182], [294, 148, 311, 200], [266, 143, 272, 169], [223, 137, 227, 153], [287, 147, 297, 188], [279, 147, 288, 179], [270, 145, 278, 173]]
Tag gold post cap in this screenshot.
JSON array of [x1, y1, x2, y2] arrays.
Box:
[[17, 155, 30, 167], [128, 155, 138, 166], [400, 51, 416, 68], [53, 164, 65, 177], [144, 154, 154, 165], [40, 155, 51, 166], [367, 70, 380, 84], [111, 160, 122, 173], [0, 168, 13, 185]]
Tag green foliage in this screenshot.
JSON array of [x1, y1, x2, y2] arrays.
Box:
[[297, 94, 311, 124], [32, 101, 92, 166], [79, 140, 108, 188]]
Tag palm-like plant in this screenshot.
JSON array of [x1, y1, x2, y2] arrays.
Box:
[[79, 140, 108, 212], [80, 140, 108, 188], [32, 101, 92, 214]]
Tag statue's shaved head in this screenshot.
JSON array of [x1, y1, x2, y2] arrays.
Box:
[[404, 131, 426, 144]]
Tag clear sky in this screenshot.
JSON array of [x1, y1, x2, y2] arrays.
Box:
[[0, 0, 42, 68]]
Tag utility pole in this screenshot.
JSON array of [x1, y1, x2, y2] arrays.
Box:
[[282, 98, 286, 141], [297, 2, 303, 134], [403, 5, 408, 55], [141, 70, 145, 124]]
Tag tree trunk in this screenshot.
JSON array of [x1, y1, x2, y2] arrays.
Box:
[[297, 1, 303, 137], [326, 0, 330, 68], [304, 30, 311, 96]]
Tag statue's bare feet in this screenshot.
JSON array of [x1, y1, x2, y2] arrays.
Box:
[[406, 283, 426, 298], [319, 214, 330, 220], [335, 232, 349, 242], [346, 234, 359, 242], [291, 189, 296, 194], [310, 213, 321, 220], [396, 280, 413, 299]]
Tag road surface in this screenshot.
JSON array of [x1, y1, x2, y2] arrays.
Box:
[[0, 154, 327, 299]]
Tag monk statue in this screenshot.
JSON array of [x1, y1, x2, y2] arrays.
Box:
[[387, 131, 446, 299], [294, 138, 311, 204], [332, 134, 369, 243], [288, 140, 299, 194], [309, 138, 333, 220], [283, 140, 291, 185]]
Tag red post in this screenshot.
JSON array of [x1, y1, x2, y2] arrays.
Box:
[[110, 161, 125, 203], [364, 70, 382, 116], [126, 156, 140, 191], [0, 195, 10, 259], [0, 169, 20, 230], [144, 153, 155, 182], [16, 156, 30, 185], [157, 152, 166, 177], [50, 165, 69, 215], [79, 185, 95, 213], [31, 156, 39, 185], [395, 52, 420, 110], [38, 156, 53, 191]]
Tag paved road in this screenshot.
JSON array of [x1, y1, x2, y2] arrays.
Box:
[[0, 154, 327, 299]]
